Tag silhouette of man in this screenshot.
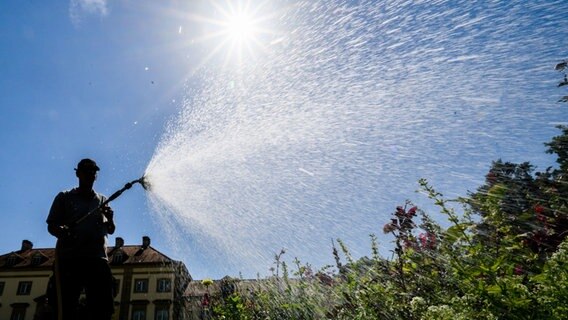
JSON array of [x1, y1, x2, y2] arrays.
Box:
[[47, 158, 115, 320]]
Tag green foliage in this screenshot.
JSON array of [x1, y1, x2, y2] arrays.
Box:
[[213, 292, 249, 320], [532, 240, 568, 319], [207, 125, 568, 319]]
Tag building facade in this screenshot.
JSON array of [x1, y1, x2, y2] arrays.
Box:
[[0, 237, 191, 320]]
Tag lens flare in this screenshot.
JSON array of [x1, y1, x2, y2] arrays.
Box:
[[187, 0, 279, 67]]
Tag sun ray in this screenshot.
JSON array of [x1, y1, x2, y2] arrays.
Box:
[[194, 37, 233, 71], [184, 0, 280, 68], [191, 30, 230, 44]]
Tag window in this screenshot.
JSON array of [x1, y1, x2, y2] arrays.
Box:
[[157, 278, 171, 293], [31, 254, 44, 265], [131, 306, 146, 320], [10, 305, 27, 320], [112, 251, 126, 264], [0, 281, 5, 296], [133, 279, 148, 293], [6, 255, 17, 267], [17, 281, 32, 295], [155, 307, 169, 320], [112, 251, 122, 264]]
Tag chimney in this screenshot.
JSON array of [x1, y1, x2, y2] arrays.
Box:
[[21, 240, 33, 252], [142, 236, 151, 249], [115, 237, 124, 249]]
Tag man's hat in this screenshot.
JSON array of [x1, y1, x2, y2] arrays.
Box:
[[76, 158, 100, 172]]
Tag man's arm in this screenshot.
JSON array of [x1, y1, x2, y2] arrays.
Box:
[[102, 204, 116, 235], [47, 224, 70, 239], [46, 192, 71, 239]]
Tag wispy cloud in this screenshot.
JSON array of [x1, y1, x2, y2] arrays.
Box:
[[69, 0, 109, 26]]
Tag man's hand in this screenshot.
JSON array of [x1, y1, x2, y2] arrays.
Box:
[[48, 224, 72, 239], [102, 204, 116, 234], [101, 204, 114, 221]]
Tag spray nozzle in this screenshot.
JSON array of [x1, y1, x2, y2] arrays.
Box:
[[131, 176, 151, 191]]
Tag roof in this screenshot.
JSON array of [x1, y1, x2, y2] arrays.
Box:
[[108, 245, 178, 265], [0, 248, 54, 269], [0, 245, 178, 269]]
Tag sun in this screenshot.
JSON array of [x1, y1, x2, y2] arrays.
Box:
[[226, 11, 256, 43], [189, 0, 278, 67]]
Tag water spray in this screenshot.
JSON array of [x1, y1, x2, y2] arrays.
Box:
[[71, 176, 150, 227]]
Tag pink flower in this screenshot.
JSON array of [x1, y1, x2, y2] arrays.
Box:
[[419, 233, 428, 247], [430, 234, 436, 248], [514, 265, 524, 275], [407, 206, 417, 217], [395, 206, 405, 217], [418, 232, 437, 249]]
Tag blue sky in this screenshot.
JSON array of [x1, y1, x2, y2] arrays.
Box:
[[0, 1, 196, 264], [1, 0, 567, 279]]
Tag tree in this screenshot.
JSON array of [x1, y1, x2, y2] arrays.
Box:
[[468, 127, 568, 257], [467, 59, 568, 253]]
